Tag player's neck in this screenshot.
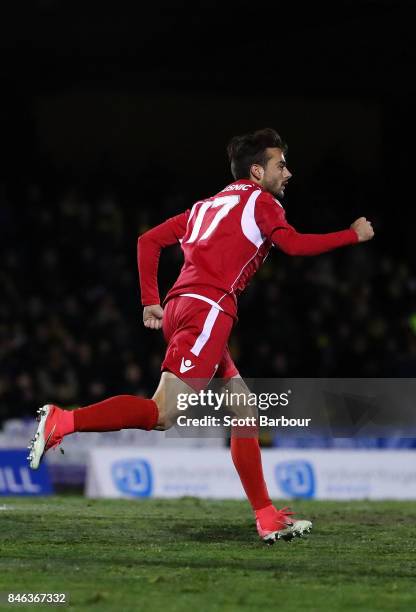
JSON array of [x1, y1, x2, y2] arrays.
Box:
[[244, 177, 265, 190]]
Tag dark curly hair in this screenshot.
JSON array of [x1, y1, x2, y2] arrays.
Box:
[[227, 128, 287, 180]]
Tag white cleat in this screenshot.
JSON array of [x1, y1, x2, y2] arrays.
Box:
[[263, 520, 313, 544], [28, 404, 54, 470]]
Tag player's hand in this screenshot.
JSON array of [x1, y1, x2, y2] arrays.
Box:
[[350, 217, 374, 242], [143, 304, 164, 330]]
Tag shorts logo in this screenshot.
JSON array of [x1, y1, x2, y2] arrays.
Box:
[[180, 357, 195, 373]]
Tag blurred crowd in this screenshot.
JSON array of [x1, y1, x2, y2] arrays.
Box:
[[1, 171, 415, 422]]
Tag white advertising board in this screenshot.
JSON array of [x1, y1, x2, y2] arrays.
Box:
[[86, 448, 416, 500]]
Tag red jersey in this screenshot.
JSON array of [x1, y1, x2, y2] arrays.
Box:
[[138, 179, 358, 319]]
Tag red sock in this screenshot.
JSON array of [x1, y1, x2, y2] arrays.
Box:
[[231, 426, 272, 512], [72, 395, 159, 432]]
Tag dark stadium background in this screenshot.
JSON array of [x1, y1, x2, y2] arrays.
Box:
[[1, 0, 415, 422]]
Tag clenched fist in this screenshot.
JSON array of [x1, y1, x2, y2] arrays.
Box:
[[143, 304, 164, 330], [351, 217, 374, 242]]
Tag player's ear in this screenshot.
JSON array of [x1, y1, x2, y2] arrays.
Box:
[[250, 164, 264, 181]]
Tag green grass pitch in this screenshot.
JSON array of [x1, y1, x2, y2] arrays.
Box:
[[1, 497, 416, 611]]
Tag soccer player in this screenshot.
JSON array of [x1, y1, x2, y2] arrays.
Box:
[[28, 128, 374, 543]]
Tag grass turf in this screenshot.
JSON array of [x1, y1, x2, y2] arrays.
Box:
[[0, 497, 415, 611]]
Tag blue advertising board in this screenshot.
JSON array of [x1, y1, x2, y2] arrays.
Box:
[[0, 450, 53, 496]]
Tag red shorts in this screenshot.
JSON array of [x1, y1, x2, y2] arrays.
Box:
[[161, 295, 239, 388]]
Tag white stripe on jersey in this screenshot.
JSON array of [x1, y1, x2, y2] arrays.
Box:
[[241, 189, 263, 247], [229, 189, 265, 293]]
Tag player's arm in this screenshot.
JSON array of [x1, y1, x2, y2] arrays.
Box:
[[272, 217, 374, 255], [255, 194, 374, 256], [137, 211, 189, 329]]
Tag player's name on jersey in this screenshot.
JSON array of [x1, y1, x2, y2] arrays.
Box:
[[222, 183, 251, 192], [175, 415, 311, 428]]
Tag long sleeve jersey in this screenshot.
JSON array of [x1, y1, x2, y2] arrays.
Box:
[[138, 179, 358, 319]]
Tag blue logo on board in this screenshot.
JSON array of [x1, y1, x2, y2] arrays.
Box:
[[275, 460, 315, 498], [111, 459, 153, 497]]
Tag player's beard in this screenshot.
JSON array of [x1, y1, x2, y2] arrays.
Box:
[[264, 177, 285, 198], [277, 179, 288, 198], [273, 184, 285, 198]]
